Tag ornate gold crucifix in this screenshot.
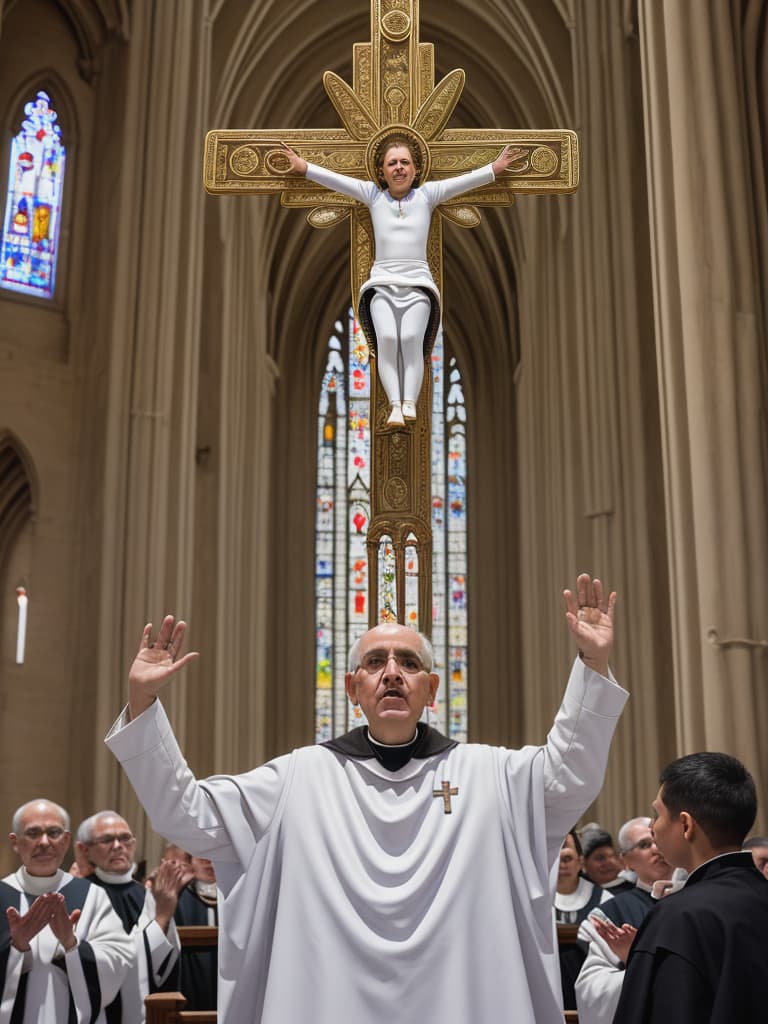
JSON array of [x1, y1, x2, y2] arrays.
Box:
[[203, 0, 579, 636]]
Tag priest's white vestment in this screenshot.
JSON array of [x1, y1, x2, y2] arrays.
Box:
[[106, 658, 628, 1023]]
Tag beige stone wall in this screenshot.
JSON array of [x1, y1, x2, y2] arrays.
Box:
[[0, 0, 765, 881]]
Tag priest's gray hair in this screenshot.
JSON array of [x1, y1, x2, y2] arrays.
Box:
[[76, 810, 124, 844], [348, 626, 434, 673], [11, 798, 71, 834], [617, 816, 652, 854]]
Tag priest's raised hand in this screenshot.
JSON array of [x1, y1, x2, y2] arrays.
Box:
[[563, 572, 617, 679], [128, 615, 199, 719]]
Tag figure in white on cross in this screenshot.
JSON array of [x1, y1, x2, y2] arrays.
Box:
[[280, 138, 523, 427]]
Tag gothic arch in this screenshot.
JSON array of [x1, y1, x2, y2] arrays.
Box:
[[0, 432, 36, 574]]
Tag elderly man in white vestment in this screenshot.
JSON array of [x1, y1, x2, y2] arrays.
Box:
[[106, 574, 628, 1023], [0, 799, 134, 1022], [75, 810, 190, 1022]]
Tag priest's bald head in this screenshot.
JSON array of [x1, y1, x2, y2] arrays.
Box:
[[9, 799, 71, 878], [345, 623, 439, 744]]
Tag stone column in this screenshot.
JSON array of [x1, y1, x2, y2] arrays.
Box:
[[88, 1, 211, 838], [639, 0, 768, 805]]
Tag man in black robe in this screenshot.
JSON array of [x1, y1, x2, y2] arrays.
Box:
[[172, 856, 218, 1011], [613, 752, 768, 1023]]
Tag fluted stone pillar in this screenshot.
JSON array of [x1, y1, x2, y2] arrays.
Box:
[[87, 1, 212, 849], [639, 0, 768, 817]]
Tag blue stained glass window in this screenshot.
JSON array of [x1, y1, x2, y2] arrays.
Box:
[[1, 91, 66, 300], [315, 309, 469, 743]]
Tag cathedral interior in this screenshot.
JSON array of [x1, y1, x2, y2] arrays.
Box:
[[0, 0, 766, 873]]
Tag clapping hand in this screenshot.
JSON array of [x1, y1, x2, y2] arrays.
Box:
[[591, 914, 637, 965], [7, 893, 80, 953]]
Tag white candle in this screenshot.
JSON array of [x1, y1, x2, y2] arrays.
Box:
[[16, 587, 28, 665]]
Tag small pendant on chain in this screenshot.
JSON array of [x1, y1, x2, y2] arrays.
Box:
[[398, 201, 404, 218]]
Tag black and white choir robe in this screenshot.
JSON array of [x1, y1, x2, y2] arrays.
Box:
[[574, 884, 657, 1024], [613, 852, 768, 1023], [0, 868, 134, 1023], [172, 882, 218, 1011], [89, 868, 179, 1023], [106, 657, 628, 1024]]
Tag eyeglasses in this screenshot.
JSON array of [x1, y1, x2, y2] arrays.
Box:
[[622, 837, 655, 854], [90, 833, 136, 847], [357, 651, 425, 673], [21, 827, 67, 841]]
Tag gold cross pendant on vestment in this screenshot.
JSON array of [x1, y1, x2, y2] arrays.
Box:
[[433, 780, 459, 813], [203, 0, 579, 635]]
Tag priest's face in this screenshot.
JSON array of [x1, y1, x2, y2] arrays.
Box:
[[10, 801, 71, 877], [84, 813, 137, 875], [345, 624, 438, 744]]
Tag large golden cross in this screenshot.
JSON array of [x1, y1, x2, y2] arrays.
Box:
[[203, 0, 578, 635]]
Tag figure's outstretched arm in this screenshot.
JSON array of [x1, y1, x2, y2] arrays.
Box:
[[128, 616, 199, 720], [280, 142, 374, 206], [426, 145, 527, 208]]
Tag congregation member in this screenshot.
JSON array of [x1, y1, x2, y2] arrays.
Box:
[[106, 574, 628, 1023], [173, 856, 219, 1011], [742, 834, 768, 878], [613, 752, 768, 1023], [554, 829, 611, 1009], [581, 828, 634, 894], [0, 799, 133, 1022], [574, 816, 673, 1024], [76, 810, 192, 1022]]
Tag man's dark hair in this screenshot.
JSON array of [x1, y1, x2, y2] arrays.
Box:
[[659, 752, 757, 849]]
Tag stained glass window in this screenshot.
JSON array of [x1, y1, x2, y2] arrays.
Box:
[[1, 91, 66, 299], [315, 309, 469, 743]]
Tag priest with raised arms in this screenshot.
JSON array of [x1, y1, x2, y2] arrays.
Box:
[[106, 574, 628, 1023]]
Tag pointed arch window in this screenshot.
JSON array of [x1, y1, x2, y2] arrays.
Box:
[[1, 90, 66, 299], [315, 309, 469, 743]]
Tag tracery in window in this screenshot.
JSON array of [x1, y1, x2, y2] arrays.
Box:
[[315, 309, 469, 743], [1, 91, 66, 300]]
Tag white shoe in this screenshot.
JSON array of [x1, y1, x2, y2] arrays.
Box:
[[402, 401, 417, 420], [387, 403, 405, 427]]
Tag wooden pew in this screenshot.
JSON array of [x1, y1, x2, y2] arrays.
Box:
[[145, 993, 216, 1023], [144, 926, 218, 1022]]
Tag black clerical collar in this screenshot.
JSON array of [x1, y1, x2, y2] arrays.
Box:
[[685, 850, 756, 886], [322, 721, 457, 771]]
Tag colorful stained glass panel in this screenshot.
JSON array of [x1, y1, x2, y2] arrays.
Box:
[[2, 92, 66, 299]]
